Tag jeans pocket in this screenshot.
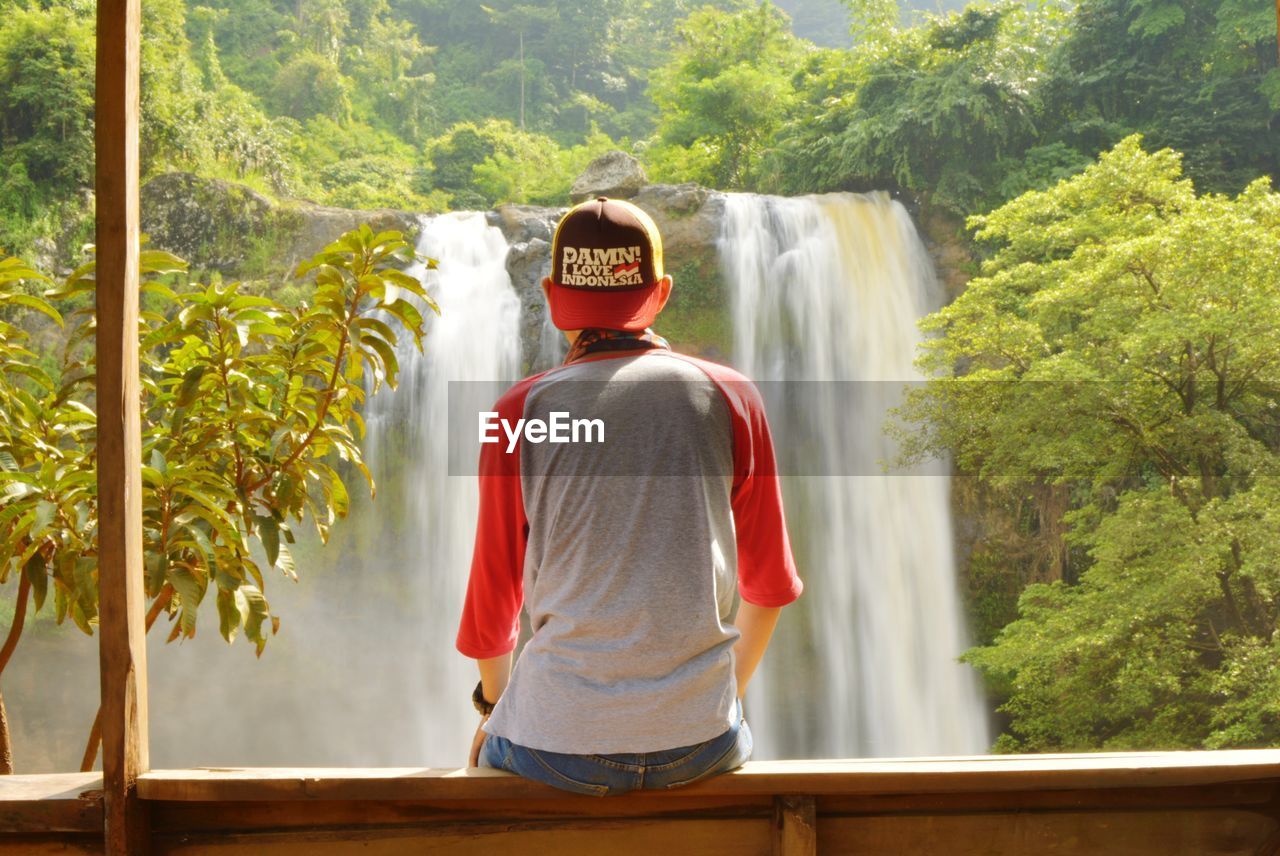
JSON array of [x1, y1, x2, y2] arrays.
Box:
[[662, 723, 751, 790], [662, 743, 739, 789], [521, 747, 612, 797], [642, 743, 707, 771]]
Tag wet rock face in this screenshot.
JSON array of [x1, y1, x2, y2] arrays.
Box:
[[504, 236, 556, 373], [632, 184, 722, 263], [487, 204, 561, 372], [569, 150, 647, 204], [631, 185, 730, 360], [141, 173, 277, 273], [285, 204, 420, 266], [140, 172, 419, 277], [914, 202, 973, 302], [490, 203, 563, 246]]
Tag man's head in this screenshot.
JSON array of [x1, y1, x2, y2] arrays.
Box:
[[542, 197, 673, 333]]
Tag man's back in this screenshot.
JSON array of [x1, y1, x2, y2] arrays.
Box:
[[492, 350, 741, 753]]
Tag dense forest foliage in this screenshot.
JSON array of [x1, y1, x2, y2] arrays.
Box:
[[0, 0, 1278, 758], [1, 0, 1276, 253]]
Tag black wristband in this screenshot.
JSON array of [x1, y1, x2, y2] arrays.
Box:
[[472, 680, 496, 716]]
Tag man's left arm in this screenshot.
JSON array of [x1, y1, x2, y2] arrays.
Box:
[[457, 384, 534, 766]]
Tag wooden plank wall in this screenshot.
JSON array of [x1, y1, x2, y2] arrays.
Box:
[[121, 756, 1280, 854], [139, 783, 1280, 855], [2, 765, 1280, 854]]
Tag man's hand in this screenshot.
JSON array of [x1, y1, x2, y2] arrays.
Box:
[[468, 653, 510, 768], [469, 715, 490, 768]]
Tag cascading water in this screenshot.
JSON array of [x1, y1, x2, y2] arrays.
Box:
[[361, 212, 522, 765], [721, 192, 990, 760]]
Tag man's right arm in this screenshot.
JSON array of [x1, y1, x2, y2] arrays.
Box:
[[717, 372, 803, 696], [733, 602, 782, 699]]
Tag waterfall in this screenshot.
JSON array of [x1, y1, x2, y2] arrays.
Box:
[[69, 199, 985, 771], [720, 192, 990, 759], [362, 212, 523, 766]]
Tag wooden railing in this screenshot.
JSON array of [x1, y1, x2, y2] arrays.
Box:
[[6, 749, 1280, 854]]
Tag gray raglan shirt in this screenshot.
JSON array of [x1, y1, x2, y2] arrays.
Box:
[[456, 349, 801, 754]]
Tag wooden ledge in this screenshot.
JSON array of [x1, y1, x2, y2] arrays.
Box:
[[134, 749, 1280, 802], [0, 772, 103, 833], [5, 758, 1280, 854]]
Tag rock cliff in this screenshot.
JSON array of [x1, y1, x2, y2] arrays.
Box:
[[140, 172, 421, 277], [137, 171, 971, 373]]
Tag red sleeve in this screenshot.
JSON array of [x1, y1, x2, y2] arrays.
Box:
[[677, 356, 803, 607], [455, 375, 541, 659]]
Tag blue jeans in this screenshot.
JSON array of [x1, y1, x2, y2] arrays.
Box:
[[480, 698, 752, 796]]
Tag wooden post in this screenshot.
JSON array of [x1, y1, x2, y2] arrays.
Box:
[[95, 0, 150, 853], [772, 794, 817, 856]]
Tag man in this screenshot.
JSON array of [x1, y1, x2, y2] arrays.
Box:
[[456, 197, 801, 795]]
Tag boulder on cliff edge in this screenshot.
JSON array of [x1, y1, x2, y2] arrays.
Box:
[[569, 151, 647, 203]]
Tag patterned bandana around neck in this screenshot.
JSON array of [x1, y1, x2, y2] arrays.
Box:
[[563, 327, 671, 365]]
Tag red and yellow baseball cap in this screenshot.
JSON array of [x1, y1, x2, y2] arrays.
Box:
[[547, 197, 666, 332]]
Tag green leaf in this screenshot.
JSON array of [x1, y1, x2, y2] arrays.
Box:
[[256, 515, 280, 568], [32, 500, 56, 534], [236, 585, 271, 656], [167, 565, 206, 638], [139, 249, 189, 275], [72, 558, 97, 634], [361, 333, 400, 385], [276, 540, 297, 581], [25, 552, 47, 613], [7, 293, 63, 327], [149, 448, 168, 477], [216, 587, 242, 642], [144, 552, 167, 596], [176, 365, 206, 407]]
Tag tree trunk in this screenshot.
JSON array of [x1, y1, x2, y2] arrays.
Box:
[[0, 691, 12, 775], [0, 573, 32, 775], [81, 584, 174, 772], [80, 707, 104, 772]]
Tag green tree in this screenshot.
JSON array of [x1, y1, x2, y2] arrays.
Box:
[[425, 118, 616, 207], [0, 5, 95, 250], [646, 2, 809, 189], [0, 225, 438, 772], [270, 50, 352, 122], [840, 0, 900, 44], [772, 0, 1070, 211], [898, 135, 1280, 751], [348, 16, 437, 142], [1037, 0, 1280, 197], [472, 127, 621, 206], [139, 0, 215, 173]]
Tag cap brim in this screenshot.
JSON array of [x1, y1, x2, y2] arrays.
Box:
[[547, 281, 663, 332]]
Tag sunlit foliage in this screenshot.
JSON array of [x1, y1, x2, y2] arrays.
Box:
[[0, 226, 435, 667], [899, 136, 1280, 750]]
